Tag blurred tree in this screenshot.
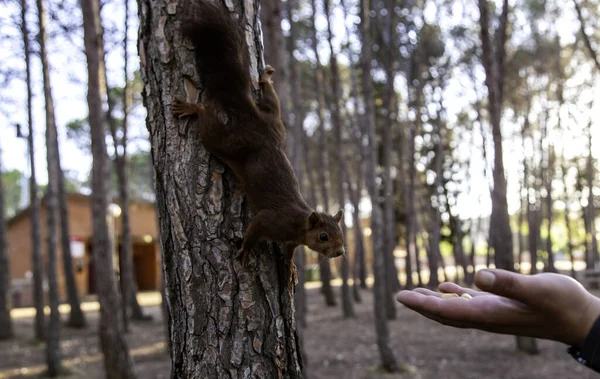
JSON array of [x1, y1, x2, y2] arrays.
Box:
[[138, 0, 304, 376], [100, 0, 148, 328], [374, 0, 401, 317], [0, 149, 13, 340], [18, 0, 45, 341], [359, 0, 400, 371], [324, 0, 354, 319], [478, 0, 538, 355], [308, 0, 336, 307], [573, 0, 600, 72], [284, 0, 308, 331], [36, 0, 87, 331], [36, 0, 64, 373], [81, 0, 136, 375]]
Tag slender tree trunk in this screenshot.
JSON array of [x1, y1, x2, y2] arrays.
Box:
[[81, 0, 137, 376], [20, 0, 44, 341], [478, 0, 537, 354], [340, 0, 368, 291], [561, 149, 575, 277], [542, 117, 556, 272], [323, 0, 354, 319], [586, 126, 598, 267], [0, 149, 12, 340], [346, 165, 366, 294], [37, 0, 87, 330], [354, 158, 368, 289], [99, 0, 147, 327], [359, 0, 399, 371], [308, 0, 336, 307], [283, 0, 307, 332], [37, 0, 63, 372], [555, 48, 574, 277], [429, 136, 444, 288], [407, 49, 427, 288], [398, 128, 414, 289], [138, 1, 304, 377], [380, 0, 401, 299]]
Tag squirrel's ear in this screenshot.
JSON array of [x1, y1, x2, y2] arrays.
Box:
[[306, 212, 323, 229], [334, 209, 343, 223]]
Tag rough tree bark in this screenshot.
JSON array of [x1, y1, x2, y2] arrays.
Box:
[[323, 0, 354, 319], [81, 0, 137, 376], [37, 0, 63, 372], [36, 0, 88, 330], [308, 0, 336, 307], [0, 149, 12, 340], [137, 0, 305, 377], [478, 0, 538, 354], [359, 0, 400, 371], [20, 0, 44, 341]]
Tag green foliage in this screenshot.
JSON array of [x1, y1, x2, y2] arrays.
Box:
[[2, 169, 22, 218]]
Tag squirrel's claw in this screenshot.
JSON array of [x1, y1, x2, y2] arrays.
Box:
[[236, 247, 250, 267]]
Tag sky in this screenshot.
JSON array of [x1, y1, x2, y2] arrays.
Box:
[[0, 0, 598, 222]]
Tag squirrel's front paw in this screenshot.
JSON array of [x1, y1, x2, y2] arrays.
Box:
[[236, 247, 250, 267], [260, 65, 275, 83]]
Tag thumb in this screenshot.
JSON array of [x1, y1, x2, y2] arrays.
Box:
[[475, 269, 536, 303]]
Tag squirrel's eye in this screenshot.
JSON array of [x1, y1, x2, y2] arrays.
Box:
[[319, 233, 328, 242]]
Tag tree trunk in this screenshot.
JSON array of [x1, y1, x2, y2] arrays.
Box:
[[586, 126, 598, 267], [81, 0, 137, 376], [478, 0, 537, 354], [429, 136, 444, 289], [308, 0, 336, 307], [353, 158, 368, 289], [323, 0, 354, 319], [37, 0, 87, 330], [283, 0, 307, 330], [20, 0, 44, 341], [0, 149, 12, 340], [346, 165, 366, 293], [137, 1, 305, 377], [37, 0, 63, 373], [359, 0, 400, 371], [555, 48, 574, 277], [340, 0, 368, 291], [542, 117, 556, 272], [99, 0, 147, 327], [379, 0, 401, 299]]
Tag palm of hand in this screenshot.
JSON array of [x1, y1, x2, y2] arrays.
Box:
[[396, 272, 599, 347]]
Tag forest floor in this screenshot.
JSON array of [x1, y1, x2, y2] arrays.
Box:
[[0, 286, 596, 379]]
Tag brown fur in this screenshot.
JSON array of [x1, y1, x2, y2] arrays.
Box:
[[172, 4, 344, 282]]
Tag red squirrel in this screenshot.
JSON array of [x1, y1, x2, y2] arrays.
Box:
[[171, 3, 345, 284]]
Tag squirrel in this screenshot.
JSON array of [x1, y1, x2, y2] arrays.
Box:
[[171, 2, 345, 285]]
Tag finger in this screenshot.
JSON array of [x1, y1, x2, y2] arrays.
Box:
[[413, 288, 443, 297], [474, 269, 546, 304], [438, 282, 487, 297]]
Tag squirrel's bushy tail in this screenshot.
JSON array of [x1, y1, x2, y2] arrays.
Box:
[[182, 3, 254, 113]]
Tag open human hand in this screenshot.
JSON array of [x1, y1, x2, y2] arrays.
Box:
[[395, 269, 600, 347]]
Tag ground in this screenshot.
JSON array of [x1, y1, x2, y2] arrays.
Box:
[[0, 287, 596, 379]]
